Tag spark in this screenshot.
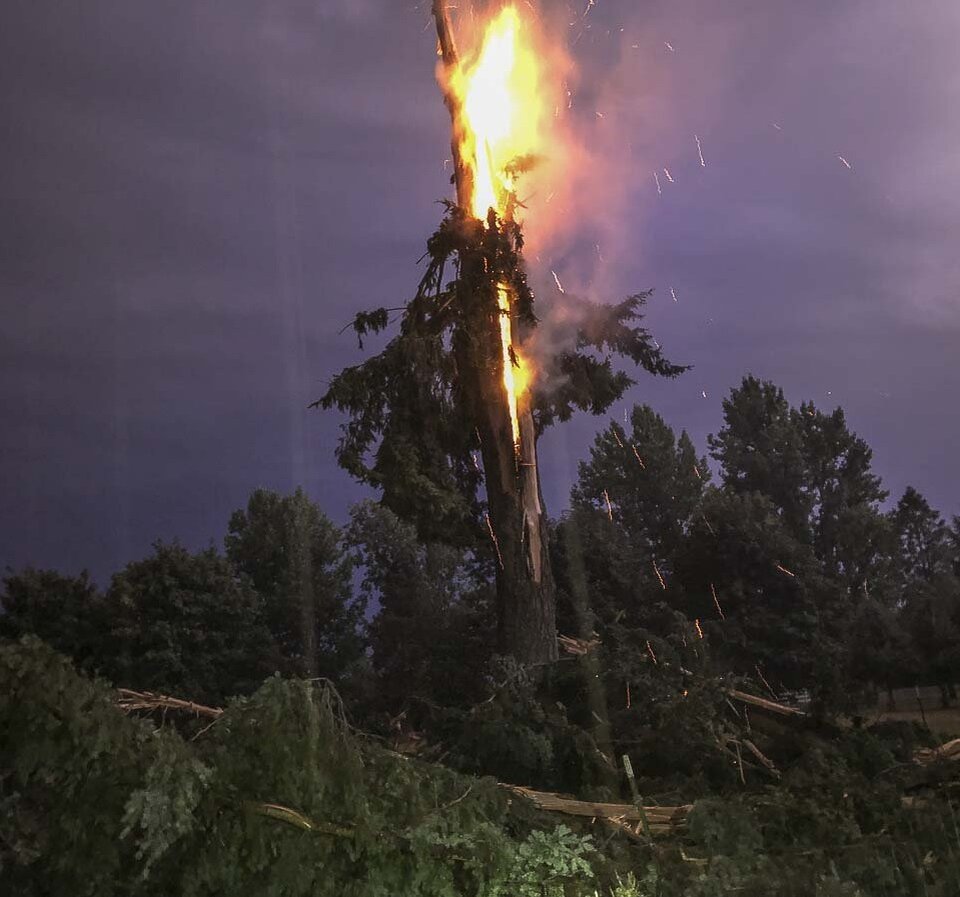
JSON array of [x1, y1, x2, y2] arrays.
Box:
[[631, 43, 639, 49], [664, 41, 675, 52], [775, 563, 796, 578], [652, 558, 667, 590], [646, 640, 658, 665], [595, 243, 604, 262], [670, 287, 678, 302], [693, 465, 702, 479], [836, 154, 852, 170], [582, 0, 595, 17], [551, 270, 565, 293], [611, 428, 624, 449], [710, 583, 725, 620], [595, 110, 605, 119], [695, 134, 706, 167], [653, 171, 662, 195], [545, 190, 556, 203], [772, 122, 782, 131], [631, 444, 646, 469], [602, 489, 614, 521], [625, 682, 631, 709], [663, 167, 674, 183], [695, 619, 704, 640], [701, 390, 708, 399], [701, 512, 716, 536], [484, 513, 504, 570]]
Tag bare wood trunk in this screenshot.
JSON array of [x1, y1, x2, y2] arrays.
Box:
[[434, 2, 557, 665]]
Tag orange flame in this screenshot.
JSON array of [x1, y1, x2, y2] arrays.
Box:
[[449, 5, 544, 447]]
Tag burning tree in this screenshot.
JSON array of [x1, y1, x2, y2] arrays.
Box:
[[317, 2, 686, 665]]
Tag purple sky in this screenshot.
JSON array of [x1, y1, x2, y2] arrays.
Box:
[[2, 0, 958, 584]]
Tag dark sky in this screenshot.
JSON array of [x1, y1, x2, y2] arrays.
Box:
[[2, 0, 958, 585]]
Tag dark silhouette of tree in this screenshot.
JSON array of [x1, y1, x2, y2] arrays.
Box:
[[225, 488, 364, 680], [104, 541, 274, 704], [0, 568, 106, 674]]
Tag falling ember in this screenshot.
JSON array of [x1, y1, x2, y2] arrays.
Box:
[[710, 582, 725, 620], [652, 558, 667, 590], [484, 512, 505, 569], [631, 444, 646, 469], [694, 619, 704, 640], [646, 640, 659, 664], [625, 682, 631, 709], [602, 489, 614, 521], [695, 134, 706, 167], [775, 563, 796, 578], [552, 270, 566, 293], [611, 428, 624, 449], [653, 171, 662, 195], [693, 465, 702, 479], [670, 287, 678, 302], [836, 154, 853, 170], [664, 41, 675, 52], [663, 167, 674, 183]]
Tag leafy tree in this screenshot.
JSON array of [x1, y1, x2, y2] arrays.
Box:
[[225, 488, 363, 680], [0, 568, 106, 673], [105, 541, 274, 704], [345, 500, 494, 716]]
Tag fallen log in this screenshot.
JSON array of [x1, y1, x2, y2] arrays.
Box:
[[501, 785, 690, 833], [914, 737, 960, 766], [728, 688, 807, 718], [116, 688, 223, 720]]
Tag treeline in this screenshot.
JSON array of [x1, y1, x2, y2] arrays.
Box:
[[4, 376, 957, 722], [5, 375, 960, 896]]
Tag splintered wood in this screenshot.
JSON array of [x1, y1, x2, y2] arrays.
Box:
[[502, 784, 690, 834]]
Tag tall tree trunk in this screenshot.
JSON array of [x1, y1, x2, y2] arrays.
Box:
[[434, 2, 557, 665]]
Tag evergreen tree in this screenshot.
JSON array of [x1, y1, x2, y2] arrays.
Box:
[[672, 489, 829, 694], [571, 405, 709, 563], [708, 377, 811, 537], [225, 488, 364, 680]]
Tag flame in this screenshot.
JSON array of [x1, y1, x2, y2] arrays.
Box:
[[452, 6, 545, 220], [450, 5, 544, 447]]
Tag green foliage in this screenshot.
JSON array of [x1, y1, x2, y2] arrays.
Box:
[[0, 568, 106, 674], [225, 487, 365, 680], [571, 405, 708, 560], [1, 638, 607, 897], [105, 540, 275, 704], [345, 500, 494, 716], [0, 637, 166, 896], [317, 205, 684, 546]]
